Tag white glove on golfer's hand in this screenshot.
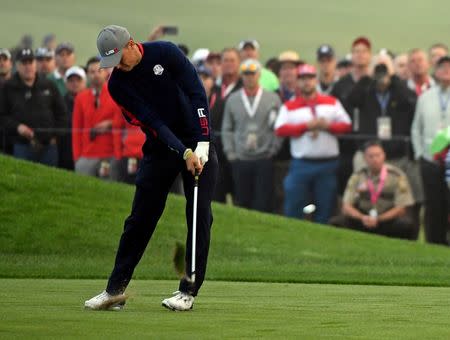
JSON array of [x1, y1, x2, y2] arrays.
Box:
[[194, 141, 209, 165]]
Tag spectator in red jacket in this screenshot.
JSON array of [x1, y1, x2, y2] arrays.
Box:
[[72, 56, 121, 178], [111, 109, 146, 183]]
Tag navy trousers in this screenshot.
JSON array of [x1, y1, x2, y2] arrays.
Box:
[[107, 144, 218, 296], [284, 158, 338, 223], [13, 143, 58, 167]]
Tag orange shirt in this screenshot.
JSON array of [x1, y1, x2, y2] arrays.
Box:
[[72, 84, 121, 161]]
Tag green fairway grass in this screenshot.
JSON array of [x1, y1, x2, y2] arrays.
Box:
[[1, 155, 450, 286], [1, 279, 449, 339], [2, 0, 450, 64]]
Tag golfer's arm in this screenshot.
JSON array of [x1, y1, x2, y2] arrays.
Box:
[[109, 82, 187, 157], [165, 42, 211, 142]]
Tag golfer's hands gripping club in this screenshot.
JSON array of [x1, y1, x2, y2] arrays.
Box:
[[184, 148, 203, 175], [184, 142, 209, 176]]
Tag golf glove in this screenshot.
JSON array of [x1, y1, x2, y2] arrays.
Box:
[[194, 141, 209, 165]]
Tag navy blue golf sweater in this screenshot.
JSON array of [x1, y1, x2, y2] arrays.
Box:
[[108, 41, 210, 158]]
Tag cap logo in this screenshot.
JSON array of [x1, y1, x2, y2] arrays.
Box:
[[153, 64, 164, 75], [105, 48, 119, 56]]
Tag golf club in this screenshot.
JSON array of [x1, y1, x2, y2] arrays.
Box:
[[191, 170, 199, 285]]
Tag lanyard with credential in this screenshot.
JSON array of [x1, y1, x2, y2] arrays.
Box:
[[221, 82, 236, 99], [367, 165, 388, 206], [241, 87, 263, 118], [376, 92, 390, 116]]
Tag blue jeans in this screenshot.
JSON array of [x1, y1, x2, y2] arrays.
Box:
[[13, 143, 58, 167], [283, 158, 338, 223]]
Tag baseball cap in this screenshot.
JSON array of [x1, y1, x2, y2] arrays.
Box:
[[238, 39, 260, 51], [35, 47, 55, 59], [196, 64, 213, 78], [65, 65, 86, 81], [352, 36, 371, 50], [16, 48, 35, 62], [317, 44, 335, 59], [42, 33, 56, 46], [191, 48, 210, 65], [240, 58, 261, 74], [97, 25, 131, 68], [55, 42, 75, 55], [337, 58, 352, 68], [206, 51, 221, 61], [436, 55, 450, 67], [298, 64, 317, 77], [278, 50, 301, 64], [0, 48, 11, 59], [373, 63, 389, 80]]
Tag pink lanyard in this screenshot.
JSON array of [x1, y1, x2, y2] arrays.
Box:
[[367, 166, 388, 205]]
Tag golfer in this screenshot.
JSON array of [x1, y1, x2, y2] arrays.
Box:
[[85, 25, 218, 311]]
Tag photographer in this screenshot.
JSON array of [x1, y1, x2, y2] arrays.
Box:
[[347, 62, 421, 237]]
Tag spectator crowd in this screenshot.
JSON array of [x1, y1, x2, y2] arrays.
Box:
[[1, 28, 450, 246]]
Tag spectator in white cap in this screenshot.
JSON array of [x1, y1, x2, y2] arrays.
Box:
[[238, 39, 279, 92], [191, 48, 210, 66], [64, 66, 87, 111], [222, 58, 282, 212], [59, 65, 87, 170], [0, 48, 13, 88], [48, 42, 76, 96], [35, 47, 56, 76], [316, 44, 337, 95]]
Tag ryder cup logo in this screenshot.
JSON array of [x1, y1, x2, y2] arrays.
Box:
[[153, 64, 164, 75]]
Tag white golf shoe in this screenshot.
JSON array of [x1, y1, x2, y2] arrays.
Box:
[[162, 291, 194, 311], [84, 290, 127, 310]]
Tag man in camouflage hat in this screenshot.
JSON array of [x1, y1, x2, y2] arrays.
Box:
[[329, 140, 416, 239]]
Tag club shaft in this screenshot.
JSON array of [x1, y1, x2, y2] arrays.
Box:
[[191, 176, 199, 283]]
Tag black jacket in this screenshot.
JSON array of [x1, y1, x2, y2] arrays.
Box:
[[347, 75, 417, 158], [0, 72, 67, 144], [209, 79, 243, 149]]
